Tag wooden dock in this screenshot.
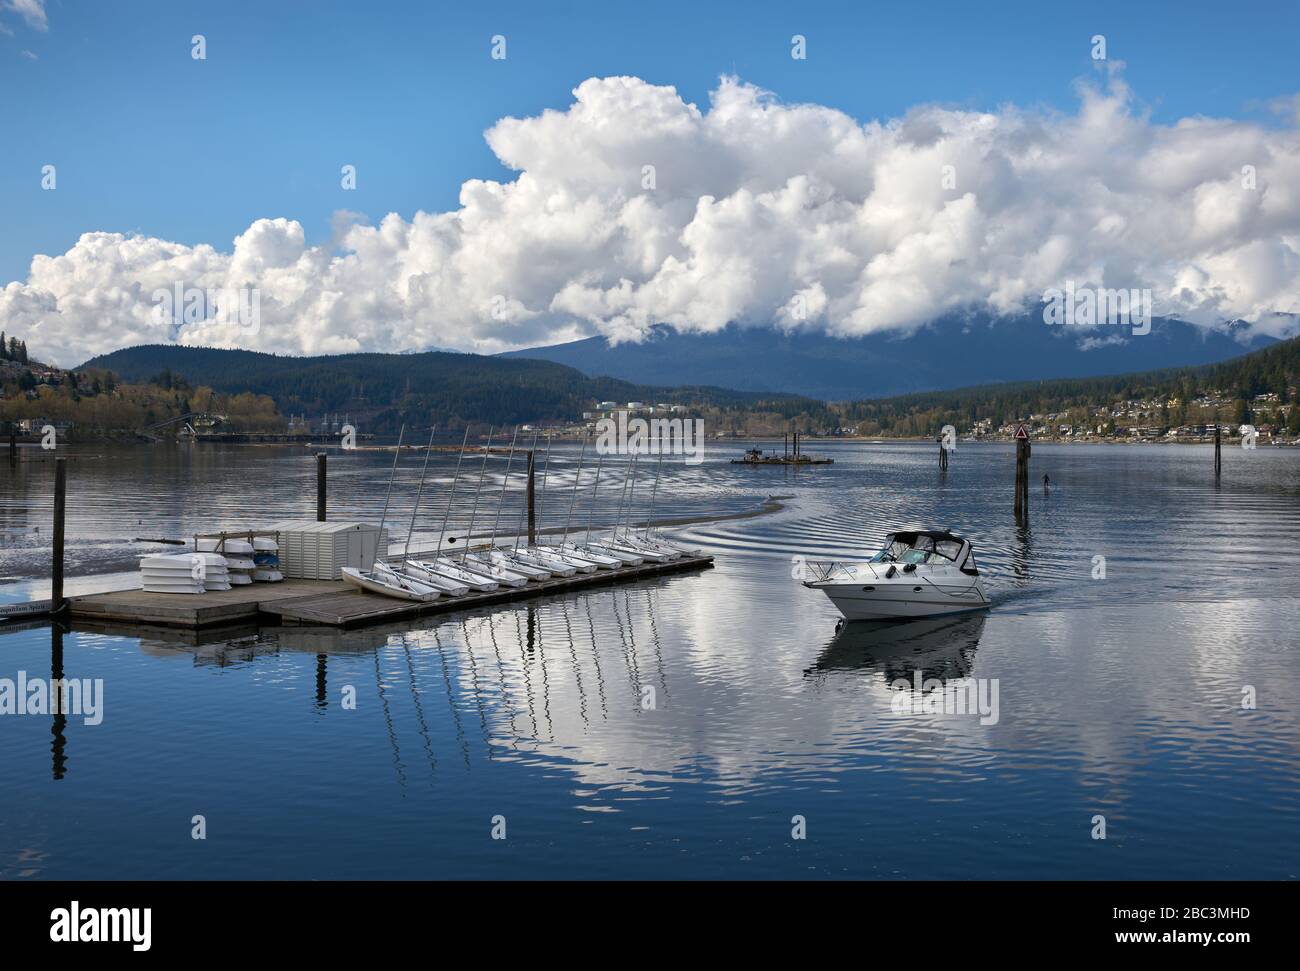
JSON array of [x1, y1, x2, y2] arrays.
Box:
[[67, 553, 713, 630]]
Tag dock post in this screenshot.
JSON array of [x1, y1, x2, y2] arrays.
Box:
[[1214, 425, 1221, 476], [51, 622, 67, 780], [1013, 436, 1030, 521], [526, 451, 536, 544], [316, 452, 327, 521], [784, 433, 788, 459], [8, 427, 15, 461], [52, 456, 66, 616], [315, 654, 327, 711]]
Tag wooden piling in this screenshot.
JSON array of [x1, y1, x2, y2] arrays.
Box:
[[526, 450, 536, 545], [315, 653, 327, 709], [1014, 436, 1030, 521], [1214, 425, 1221, 476], [316, 452, 327, 521], [52, 456, 66, 615], [51, 622, 67, 780]]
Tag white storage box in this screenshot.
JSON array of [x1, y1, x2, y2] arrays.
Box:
[[259, 521, 389, 579]]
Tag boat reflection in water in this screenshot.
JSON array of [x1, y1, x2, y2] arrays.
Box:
[[806, 612, 987, 685]]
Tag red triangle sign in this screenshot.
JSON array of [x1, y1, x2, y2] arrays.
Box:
[[1014, 424, 1029, 440]]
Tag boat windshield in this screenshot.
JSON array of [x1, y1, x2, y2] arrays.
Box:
[[870, 534, 963, 565], [869, 538, 912, 563]]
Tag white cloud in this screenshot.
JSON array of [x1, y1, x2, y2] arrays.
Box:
[[4, 0, 47, 32], [4, 72, 1300, 366]]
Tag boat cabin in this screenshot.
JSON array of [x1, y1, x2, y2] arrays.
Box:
[[869, 529, 979, 575]]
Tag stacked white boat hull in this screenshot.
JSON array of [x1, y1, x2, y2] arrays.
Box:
[[140, 552, 231, 594], [200, 538, 255, 585], [253, 536, 283, 582]]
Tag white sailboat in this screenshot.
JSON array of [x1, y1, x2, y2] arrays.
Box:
[[528, 433, 600, 572], [401, 427, 503, 593], [546, 436, 623, 569], [384, 426, 477, 596], [341, 424, 441, 602], [343, 562, 442, 601], [467, 427, 553, 581], [452, 426, 529, 588]]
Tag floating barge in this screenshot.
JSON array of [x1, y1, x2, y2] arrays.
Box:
[[66, 552, 713, 630], [730, 432, 832, 465], [731, 448, 832, 465]]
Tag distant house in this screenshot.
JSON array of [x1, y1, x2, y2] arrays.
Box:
[[16, 418, 73, 435]]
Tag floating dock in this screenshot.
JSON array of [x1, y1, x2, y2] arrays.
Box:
[[730, 455, 833, 465], [66, 553, 713, 630]]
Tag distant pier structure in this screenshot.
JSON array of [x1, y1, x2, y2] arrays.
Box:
[[731, 431, 833, 466]]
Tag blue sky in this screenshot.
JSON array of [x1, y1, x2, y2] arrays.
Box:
[[3, 0, 1298, 284]]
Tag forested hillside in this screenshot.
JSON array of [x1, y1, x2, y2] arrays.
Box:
[[80, 345, 815, 431]]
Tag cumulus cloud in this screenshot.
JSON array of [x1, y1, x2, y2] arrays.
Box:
[[4, 72, 1300, 366], [4, 0, 47, 32]]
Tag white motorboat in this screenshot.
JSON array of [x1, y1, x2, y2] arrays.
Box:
[[342, 565, 441, 602], [801, 528, 990, 621]]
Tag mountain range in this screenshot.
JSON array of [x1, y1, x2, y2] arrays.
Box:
[[77, 345, 811, 432], [500, 313, 1280, 401]]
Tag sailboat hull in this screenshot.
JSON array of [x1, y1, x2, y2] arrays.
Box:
[[342, 567, 441, 602]]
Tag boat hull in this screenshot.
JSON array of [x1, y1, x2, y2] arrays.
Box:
[[476, 551, 550, 581], [531, 547, 599, 573], [342, 567, 441, 602], [405, 558, 499, 592], [808, 577, 989, 621]]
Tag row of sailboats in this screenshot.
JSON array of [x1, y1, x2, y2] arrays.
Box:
[[342, 424, 694, 602]]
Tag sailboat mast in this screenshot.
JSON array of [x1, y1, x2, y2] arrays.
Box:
[[486, 426, 519, 551], [537, 431, 553, 543], [561, 434, 588, 548], [376, 423, 406, 549], [403, 425, 437, 558], [643, 433, 666, 541], [584, 447, 605, 546], [460, 427, 494, 560], [512, 430, 540, 551], [437, 427, 471, 556], [618, 453, 640, 541]]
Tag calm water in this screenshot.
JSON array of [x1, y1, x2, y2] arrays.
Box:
[[1, 441, 1298, 879]]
